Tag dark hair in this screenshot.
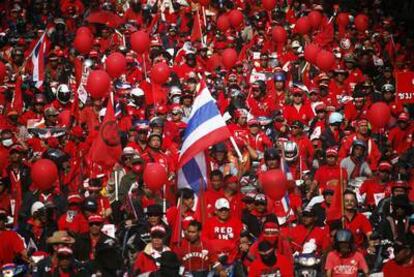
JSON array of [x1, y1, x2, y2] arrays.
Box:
[[343, 189, 357, 200], [188, 220, 202, 231], [177, 188, 194, 199], [258, 240, 273, 252], [210, 170, 223, 179]]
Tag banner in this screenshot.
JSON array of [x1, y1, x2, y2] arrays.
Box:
[[396, 71, 414, 104]]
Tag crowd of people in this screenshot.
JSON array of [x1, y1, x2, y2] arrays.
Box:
[[0, 0, 414, 276]]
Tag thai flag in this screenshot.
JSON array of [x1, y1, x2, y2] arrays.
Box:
[[278, 157, 294, 220], [31, 33, 46, 88], [177, 81, 231, 193]]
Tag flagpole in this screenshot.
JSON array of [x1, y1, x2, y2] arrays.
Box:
[[177, 191, 184, 246], [340, 164, 344, 228], [229, 136, 243, 162], [199, 177, 206, 226]]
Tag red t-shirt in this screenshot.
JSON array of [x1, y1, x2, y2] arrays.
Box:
[[0, 230, 25, 266], [359, 178, 389, 207], [343, 213, 372, 249], [325, 250, 368, 277], [281, 225, 330, 253], [248, 254, 294, 277], [173, 239, 213, 272], [383, 259, 414, 276], [314, 165, 348, 192]]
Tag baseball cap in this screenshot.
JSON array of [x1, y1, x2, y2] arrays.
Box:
[[378, 161, 392, 172], [31, 201, 46, 216], [254, 193, 267, 203], [57, 246, 73, 255], [150, 225, 166, 237], [88, 214, 104, 224], [398, 112, 410, 122], [215, 198, 230, 210], [67, 193, 82, 204], [326, 147, 338, 157]]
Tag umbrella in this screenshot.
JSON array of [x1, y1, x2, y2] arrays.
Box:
[[86, 11, 124, 28]]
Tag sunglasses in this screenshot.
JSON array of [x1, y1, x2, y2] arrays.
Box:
[[293, 94, 302, 97], [89, 222, 103, 226], [316, 110, 326, 113], [217, 208, 230, 212]]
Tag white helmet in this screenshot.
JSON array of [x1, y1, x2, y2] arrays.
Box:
[[284, 141, 298, 162], [328, 112, 343, 125], [130, 87, 144, 97], [57, 84, 71, 104]]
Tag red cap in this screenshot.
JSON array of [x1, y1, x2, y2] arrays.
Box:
[[326, 147, 338, 156], [378, 161, 392, 172], [150, 225, 166, 235], [156, 105, 168, 115], [314, 103, 326, 111], [263, 222, 279, 236], [357, 119, 369, 127], [88, 214, 104, 224], [398, 112, 410, 122], [67, 193, 82, 204], [247, 118, 259, 126], [391, 181, 411, 190]]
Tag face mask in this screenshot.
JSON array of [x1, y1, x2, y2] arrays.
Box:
[[2, 139, 13, 147]]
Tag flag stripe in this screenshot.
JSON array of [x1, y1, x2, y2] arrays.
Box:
[[183, 100, 220, 142], [179, 152, 207, 192], [179, 126, 229, 168]]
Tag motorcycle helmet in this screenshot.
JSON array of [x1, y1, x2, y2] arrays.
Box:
[[334, 229, 354, 250], [82, 197, 98, 213], [264, 148, 279, 161], [149, 117, 164, 128], [273, 72, 286, 82], [56, 84, 71, 104], [283, 141, 298, 162], [328, 112, 343, 125], [382, 84, 395, 93], [352, 139, 367, 151]]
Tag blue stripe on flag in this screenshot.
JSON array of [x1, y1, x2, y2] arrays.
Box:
[[182, 100, 220, 141], [182, 158, 205, 192]]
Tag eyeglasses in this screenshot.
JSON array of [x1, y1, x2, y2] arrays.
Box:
[[316, 110, 326, 113], [89, 222, 103, 227], [217, 208, 230, 212], [293, 94, 302, 97]]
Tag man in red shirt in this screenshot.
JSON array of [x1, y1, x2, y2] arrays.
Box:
[[383, 237, 414, 276], [202, 198, 243, 266], [313, 147, 348, 193], [342, 190, 373, 250], [388, 112, 413, 155], [359, 161, 392, 208], [325, 229, 369, 277], [204, 170, 224, 218], [248, 240, 293, 277], [0, 209, 29, 267], [173, 220, 213, 276]]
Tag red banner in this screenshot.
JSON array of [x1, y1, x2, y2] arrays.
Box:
[[396, 71, 414, 104]]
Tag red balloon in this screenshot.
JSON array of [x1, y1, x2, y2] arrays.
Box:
[[198, 0, 210, 6], [105, 52, 127, 78], [0, 61, 6, 83], [151, 62, 170, 84], [304, 43, 321, 64], [354, 14, 369, 32], [86, 70, 111, 99], [130, 31, 150, 54], [31, 159, 58, 192], [229, 10, 243, 28], [367, 102, 391, 129], [262, 0, 276, 11], [207, 53, 222, 71], [73, 32, 94, 55], [259, 169, 287, 200], [316, 50, 335, 72], [308, 11, 322, 29], [294, 16, 311, 35], [76, 26, 92, 36], [143, 163, 168, 191], [221, 48, 238, 70], [272, 26, 287, 43], [336, 13, 350, 27], [216, 15, 231, 32]]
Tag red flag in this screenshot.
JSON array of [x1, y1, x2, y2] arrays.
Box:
[[326, 179, 343, 221], [88, 98, 122, 168], [191, 10, 202, 42]]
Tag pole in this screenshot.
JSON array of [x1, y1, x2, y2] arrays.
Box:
[[162, 184, 167, 215], [229, 136, 243, 162], [340, 164, 345, 228], [114, 170, 119, 201], [199, 178, 206, 226], [177, 191, 184, 246], [142, 53, 148, 80]]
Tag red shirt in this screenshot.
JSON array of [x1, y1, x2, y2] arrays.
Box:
[[383, 259, 414, 276], [248, 254, 294, 277], [343, 213, 372, 249], [283, 103, 314, 125], [57, 210, 89, 234], [388, 126, 413, 155], [359, 178, 389, 207], [173, 239, 213, 272], [325, 250, 368, 277], [0, 230, 25, 266], [314, 165, 348, 192], [281, 225, 330, 253]]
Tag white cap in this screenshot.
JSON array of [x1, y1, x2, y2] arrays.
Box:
[[291, 40, 301, 48], [98, 108, 107, 118], [215, 198, 230, 210], [130, 87, 144, 97], [122, 146, 136, 155], [31, 201, 45, 215]]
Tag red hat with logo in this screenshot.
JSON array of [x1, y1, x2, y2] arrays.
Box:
[[378, 161, 392, 172]]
